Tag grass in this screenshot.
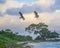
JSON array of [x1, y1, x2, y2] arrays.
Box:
[[0, 34, 13, 42], [0, 34, 23, 48]]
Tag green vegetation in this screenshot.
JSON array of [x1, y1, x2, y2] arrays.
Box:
[[0, 40, 7, 48], [0, 23, 60, 47], [25, 23, 59, 40], [0, 29, 32, 48]]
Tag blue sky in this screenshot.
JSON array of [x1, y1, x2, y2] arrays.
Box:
[[0, 0, 6, 4], [15, 0, 37, 3], [0, 0, 60, 37]]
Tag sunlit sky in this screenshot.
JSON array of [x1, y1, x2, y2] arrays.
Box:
[[0, 0, 60, 37]]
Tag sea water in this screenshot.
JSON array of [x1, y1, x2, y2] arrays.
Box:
[[28, 42, 60, 48]]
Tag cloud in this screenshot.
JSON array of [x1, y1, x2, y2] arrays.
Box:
[[0, 12, 3, 16], [5, 0, 58, 15], [0, 0, 60, 35], [48, 10, 60, 33], [0, 10, 60, 34], [6, 8, 20, 15], [1, 0, 60, 16], [36, 0, 55, 8], [0, 0, 6, 4], [5, 4, 55, 16], [53, 0, 60, 10], [0, 0, 24, 13], [47, 0, 60, 12], [55, 0, 60, 6], [5, 4, 42, 15], [15, 0, 55, 8], [5, 0, 24, 8]]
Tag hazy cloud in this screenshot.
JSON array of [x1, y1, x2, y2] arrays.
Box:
[[5, 4, 42, 15], [0, 12, 3, 16], [0, 0, 60, 35], [0, 11, 60, 34], [38, 0, 55, 8]]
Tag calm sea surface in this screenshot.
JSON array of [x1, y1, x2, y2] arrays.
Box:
[[28, 42, 60, 48]]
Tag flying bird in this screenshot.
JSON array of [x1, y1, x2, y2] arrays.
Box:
[[19, 12, 25, 20], [34, 11, 39, 18]]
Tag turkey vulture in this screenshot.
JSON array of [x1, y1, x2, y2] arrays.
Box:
[[19, 12, 25, 20], [34, 11, 39, 18]]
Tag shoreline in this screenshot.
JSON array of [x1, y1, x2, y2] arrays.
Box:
[[17, 40, 60, 44], [26, 40, 60, 43], [33, 40, 60, 42]]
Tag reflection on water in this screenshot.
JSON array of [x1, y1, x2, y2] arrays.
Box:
[[28, 42, 60, 48]]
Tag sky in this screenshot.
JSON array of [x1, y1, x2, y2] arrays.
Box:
[[0, 0, 60, 37]]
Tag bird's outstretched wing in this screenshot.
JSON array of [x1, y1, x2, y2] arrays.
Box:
[[19, 12, 25, 20], [34, 11, 39, 18]]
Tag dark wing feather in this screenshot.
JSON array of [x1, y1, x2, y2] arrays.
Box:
[[34, 11, 39, 18], [19, 12, 25, 20]]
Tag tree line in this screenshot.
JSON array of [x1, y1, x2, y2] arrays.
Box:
[[25, 23, 59, 40], [0, 29, 32, 42]]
